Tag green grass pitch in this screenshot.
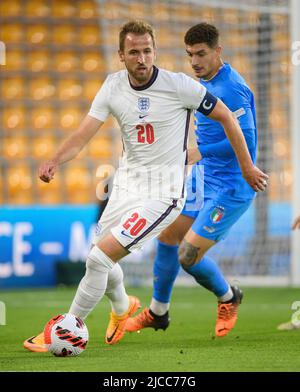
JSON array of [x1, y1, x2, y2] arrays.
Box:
[[0, 286, 299, 372]]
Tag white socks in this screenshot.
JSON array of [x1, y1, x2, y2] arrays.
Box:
[[218, 286, 233, 303], [69, 246, 114, 319], [150, 298, 169, 316], [105, 263, 129, 315]]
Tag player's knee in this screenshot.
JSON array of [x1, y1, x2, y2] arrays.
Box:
[[178, 240, 199, 268]]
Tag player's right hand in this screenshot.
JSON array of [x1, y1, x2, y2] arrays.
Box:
[[38, 160, 58, 183]]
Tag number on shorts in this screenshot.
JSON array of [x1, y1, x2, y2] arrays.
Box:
[[123, 212, 147, 236]]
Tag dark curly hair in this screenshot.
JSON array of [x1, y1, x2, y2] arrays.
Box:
[[184, 23, 219, 48]]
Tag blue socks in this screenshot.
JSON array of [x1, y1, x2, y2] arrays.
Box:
[[183, 256, 229, 297], [152, 240, 230, 303], [152, 240, 180, 303]]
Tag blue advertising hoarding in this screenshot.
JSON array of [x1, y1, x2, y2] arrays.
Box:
[[0, 206, 98, 288]]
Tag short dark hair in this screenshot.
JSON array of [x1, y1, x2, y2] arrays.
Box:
[[184, 23, 219, 48], [119, 20, 156, 51]]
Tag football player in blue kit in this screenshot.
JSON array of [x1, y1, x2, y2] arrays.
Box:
[[127, 22, 267, 337]]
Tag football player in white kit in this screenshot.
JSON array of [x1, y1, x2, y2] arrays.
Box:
[[24, 20, 268, 351]]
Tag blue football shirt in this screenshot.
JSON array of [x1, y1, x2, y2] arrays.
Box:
[[195, 62, 257, 200]]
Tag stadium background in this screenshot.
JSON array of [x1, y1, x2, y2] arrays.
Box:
[[0, 0, 299, 290]]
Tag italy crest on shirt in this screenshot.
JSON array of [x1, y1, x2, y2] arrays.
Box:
[[210, 206, 225, 223]]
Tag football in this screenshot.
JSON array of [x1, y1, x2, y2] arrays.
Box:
[[44, 313, 89, 357]]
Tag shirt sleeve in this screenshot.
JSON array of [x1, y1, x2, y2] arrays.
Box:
[[176, 72, 208, 110], [199, 128, 256, 159], [88, 76, 112, 122]]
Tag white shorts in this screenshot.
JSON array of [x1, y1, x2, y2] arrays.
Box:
[[92, 185, 184, 252]]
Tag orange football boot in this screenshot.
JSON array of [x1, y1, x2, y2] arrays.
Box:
[[126, 307, 170, 332], [23, 332, 48, 353], [215, 285, 243, 337], [105, 295, 141, 345]]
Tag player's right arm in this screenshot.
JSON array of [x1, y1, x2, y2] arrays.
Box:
[[39, 76, 112, 183], [39, 115, 103, 183]]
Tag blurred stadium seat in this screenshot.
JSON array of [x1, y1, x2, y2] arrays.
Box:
[[4, 50, 24, 71], [2, 77, 24, 100], [3, 107, 26, 130], [53, 25, 76, 44], [7, 165, 33, 204], [36, 172, 62, 204], [58, 79, 82, 100], [0, 0, 22, 16], [28, 51, 49, 72], [79, 26, 101, 45], [32, 136, 56, 159], [59, 106, 82, 130], [83, 78, 102, 100], [89, 137, 112, 159], [65, 166, 93, 203], [31, 106, 54, 130], [0, 23, 23, 43], [29, 77, 56, 100], [78, 0, 98, 19], [52, 0, 76, 18], [81, 52, 104, 72], [3, 137, 28, 159], [54, 52, 79, 72], [25, 0, 51, 17], [27, 24, 49, 44]]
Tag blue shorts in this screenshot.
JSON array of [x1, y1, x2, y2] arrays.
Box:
[[182, 165, 253, 242]]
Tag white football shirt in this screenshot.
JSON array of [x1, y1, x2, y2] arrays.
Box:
[[89, 66, 207, 199]]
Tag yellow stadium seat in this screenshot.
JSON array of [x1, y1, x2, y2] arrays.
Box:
[[0, 0, 22, 16], [173, 4, 193, 21], [128, 2, 146, 19], [0, 24, 23, 43], [52, 0, 76, 17], [157, 53, 176, 71], [79, 0, 97, 19], [25, 0, 50, 17], [7, 165, 33, 199], [3, 107, 25, 130], [36, 172, 62, 204], [100, 2, 122, 20], [29, 77, 56, 100], [54, 52, 79, 72], [27, 24, 48, 44], [4, 50, 24, 71], [83, 78, 102, 100], [81, 52, 105, 72], [89, 137, 112, 159], [2, 77, 24, 99], [28, 51, 49, 72], [155, 27, 174, 48], [53, 25, 76, 44], [32, 136, 56, 159], [79, 26, 101, 46], [58, 79, 82, 100], [151, 4, 170, 21], [3, 136, 28, 158], [31, 106, 54, 130], [64, 166, 93, 204], [59, 106, 82, 130]]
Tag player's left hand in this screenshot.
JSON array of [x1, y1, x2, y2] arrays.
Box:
[[242, 166, 269, 192], [187, 148, 202, 165]]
